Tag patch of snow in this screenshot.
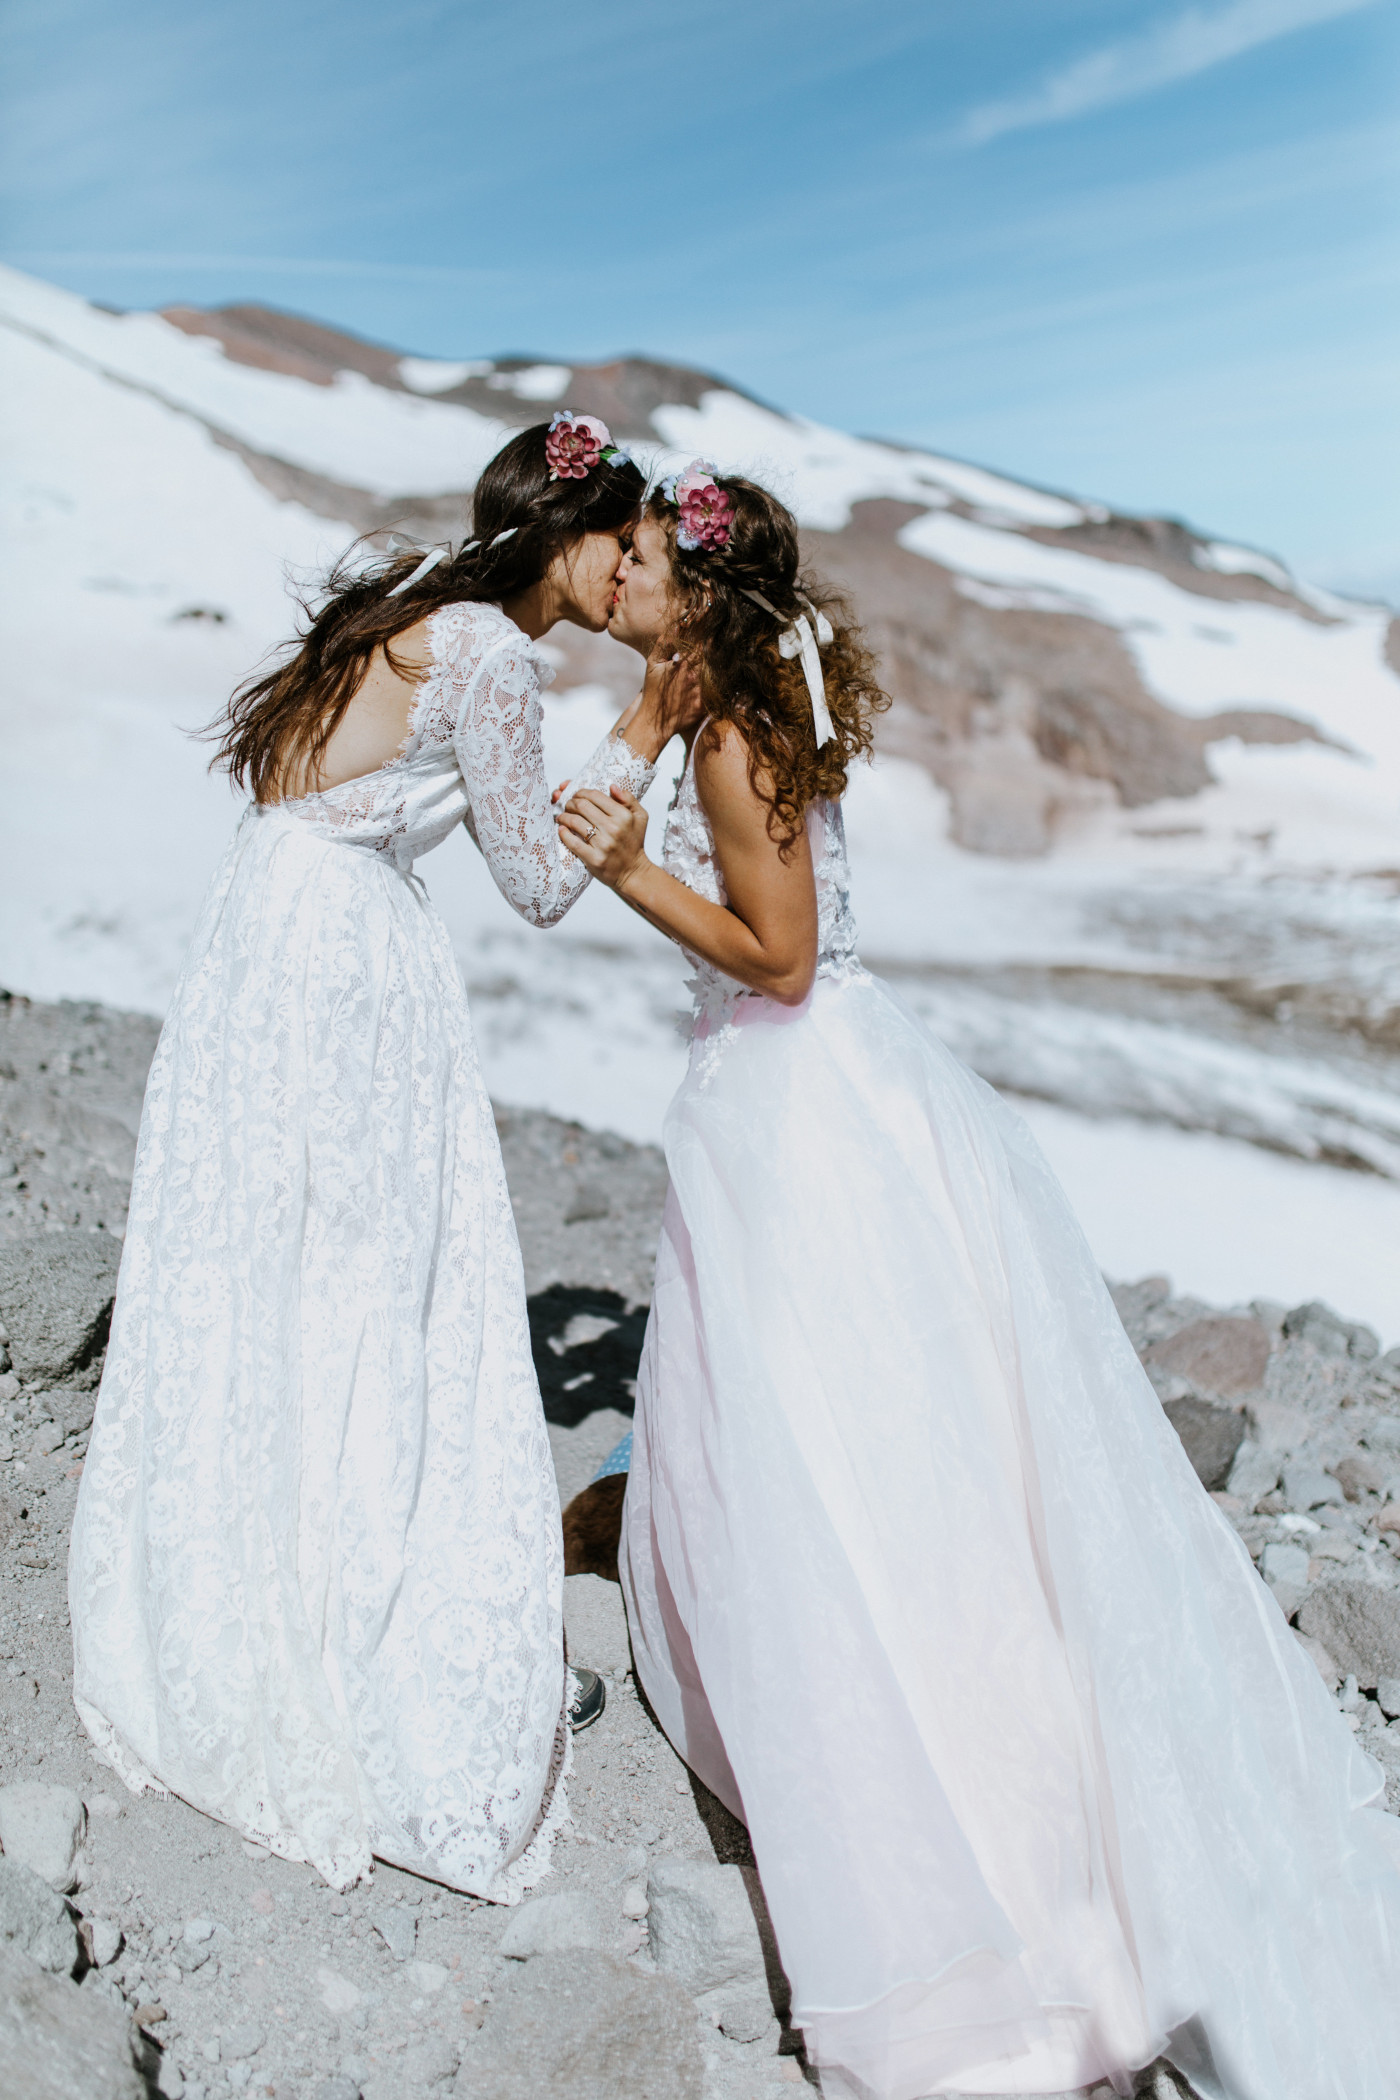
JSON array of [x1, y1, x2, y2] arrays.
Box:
[[891, 976, 1400, 1177], [649, 390, 1085, 531], [0, 264, 510, 496], [487, 364, 571, 402], [899, 508, 1400, 796], [1198, 539, 1294, 592], [398, 356, 491, 394], [1017, 1100, 1400, 1347]]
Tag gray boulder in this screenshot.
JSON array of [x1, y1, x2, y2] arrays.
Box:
[[1281, 1461, 1346, 1512], [1260, 1542, 1311, 1620], [1224, 1440, 1279, 1508], [1297, 1580, 1400, 1688], [0, 1783, 88, 1892], [1144, 1316, 1271, 1398], [498, 1890, 609, 1959], [0, 1235, 122, 1390], [0, 1938, 150, 2099], [1332, 1453, 1389, 1502], [1283, 1301, 1379, 1363], [468, 1946, 702, 2099], [0, 1856, 80, 1974], [1162, 1398, 1245, 1491], [39, 1388, 99, 1440], [646, 1855, 776, 2044]]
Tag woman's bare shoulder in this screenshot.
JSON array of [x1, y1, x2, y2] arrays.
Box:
[[693, 718, 768, 811]]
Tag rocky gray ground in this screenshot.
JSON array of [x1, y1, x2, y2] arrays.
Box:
[[2, 988, 1397, 2100]]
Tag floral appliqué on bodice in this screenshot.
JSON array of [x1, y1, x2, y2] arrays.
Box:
[[662, 735, 862, 1083]]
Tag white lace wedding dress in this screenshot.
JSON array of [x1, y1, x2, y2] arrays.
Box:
[[70, 601, 653, 1897], [620, 740, 1400, 2100]]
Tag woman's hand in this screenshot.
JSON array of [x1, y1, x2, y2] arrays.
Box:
[[615, 644, 704, 761], [556, 783, 650, 893]]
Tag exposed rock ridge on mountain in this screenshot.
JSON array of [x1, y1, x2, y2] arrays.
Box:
[[150, 299, 1340, 859]]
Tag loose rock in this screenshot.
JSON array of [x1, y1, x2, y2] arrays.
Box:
[[1333, 1454, 1389, 1502], [469, 1946, 703, 2100], [0, 1855, 80, 1974], [0, 1782, 87, 1891], [1283, 1301, 1378, 1362], [318, 1967, 364, 2016], [1143, 1315, 1270, 1398], [1260, 1541, 1311, 1618], [646, 1855, 776, 2043], [369, 1905, 416, 1961], [0, 1938, 149, 2099], [79, 1917, 122, 1968], [1225, 1440, 1279, 1509], [1162, 1397, 1245, 1491], [1281, 1461, 1346, 1511], [1298, 1581, 1400, 1688], [0, 1234, 122, 1389], [498, 1889, 609, 1959]]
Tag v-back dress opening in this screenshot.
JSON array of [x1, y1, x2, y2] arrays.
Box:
[[70, 602, 655, 1897], [620, 733, 1400, 2100]]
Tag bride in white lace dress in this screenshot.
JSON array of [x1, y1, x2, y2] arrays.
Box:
[[69, 417, 681, 1897], [561, 467, 1400, 2100]]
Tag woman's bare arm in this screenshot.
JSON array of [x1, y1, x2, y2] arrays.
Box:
[[557, 722, 818, 1006]]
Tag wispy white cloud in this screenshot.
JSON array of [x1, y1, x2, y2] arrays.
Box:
[[954, 0, 1381, 147]]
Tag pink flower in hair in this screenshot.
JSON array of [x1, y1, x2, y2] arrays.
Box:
[[665, 459, 733, 551], [545, 410, 613, 480]]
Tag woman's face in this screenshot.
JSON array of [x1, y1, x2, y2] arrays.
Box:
[[549, 527, 632, 632], [608, 514, 680, 655]]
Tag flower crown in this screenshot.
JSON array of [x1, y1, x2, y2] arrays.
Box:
[[660, 460, 733, 552], [545, 410, 631, 481]]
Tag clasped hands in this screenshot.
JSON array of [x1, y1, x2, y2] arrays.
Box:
[[554, 641, 703, 893]]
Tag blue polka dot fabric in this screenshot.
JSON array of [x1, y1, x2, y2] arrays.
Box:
[[592, 1431, 633, 1480]]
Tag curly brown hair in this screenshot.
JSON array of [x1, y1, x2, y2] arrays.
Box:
[[647, 475, 888, 847]]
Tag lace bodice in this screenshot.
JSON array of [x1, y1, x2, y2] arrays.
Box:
[[280, 600, 653, 922], [661, 732, 859, 1040]]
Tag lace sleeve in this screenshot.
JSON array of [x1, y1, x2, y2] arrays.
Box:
[[453, 632, 656, 929]]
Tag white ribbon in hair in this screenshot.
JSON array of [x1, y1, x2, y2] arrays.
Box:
[[385, 526, 518, 597], [386, 545, 449, 597], [743, 590, 836, 746]]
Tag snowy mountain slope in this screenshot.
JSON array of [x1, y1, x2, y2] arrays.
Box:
[[3, 263, 1400, 1330]]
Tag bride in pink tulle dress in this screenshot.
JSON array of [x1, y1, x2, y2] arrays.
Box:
[[559, 463, 1400, 2100]]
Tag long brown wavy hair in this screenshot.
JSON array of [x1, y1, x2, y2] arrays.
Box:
[[208, 423, 645, 803], [647, 475, 888, 847]]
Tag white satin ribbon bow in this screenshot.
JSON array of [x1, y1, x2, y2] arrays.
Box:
[[743, 590, 836, 746]]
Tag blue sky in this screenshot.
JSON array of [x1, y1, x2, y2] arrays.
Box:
[[3, 0, 1396, 591]]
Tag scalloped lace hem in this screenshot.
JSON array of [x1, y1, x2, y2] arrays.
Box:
[[75, 1692, 573, 1901]]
